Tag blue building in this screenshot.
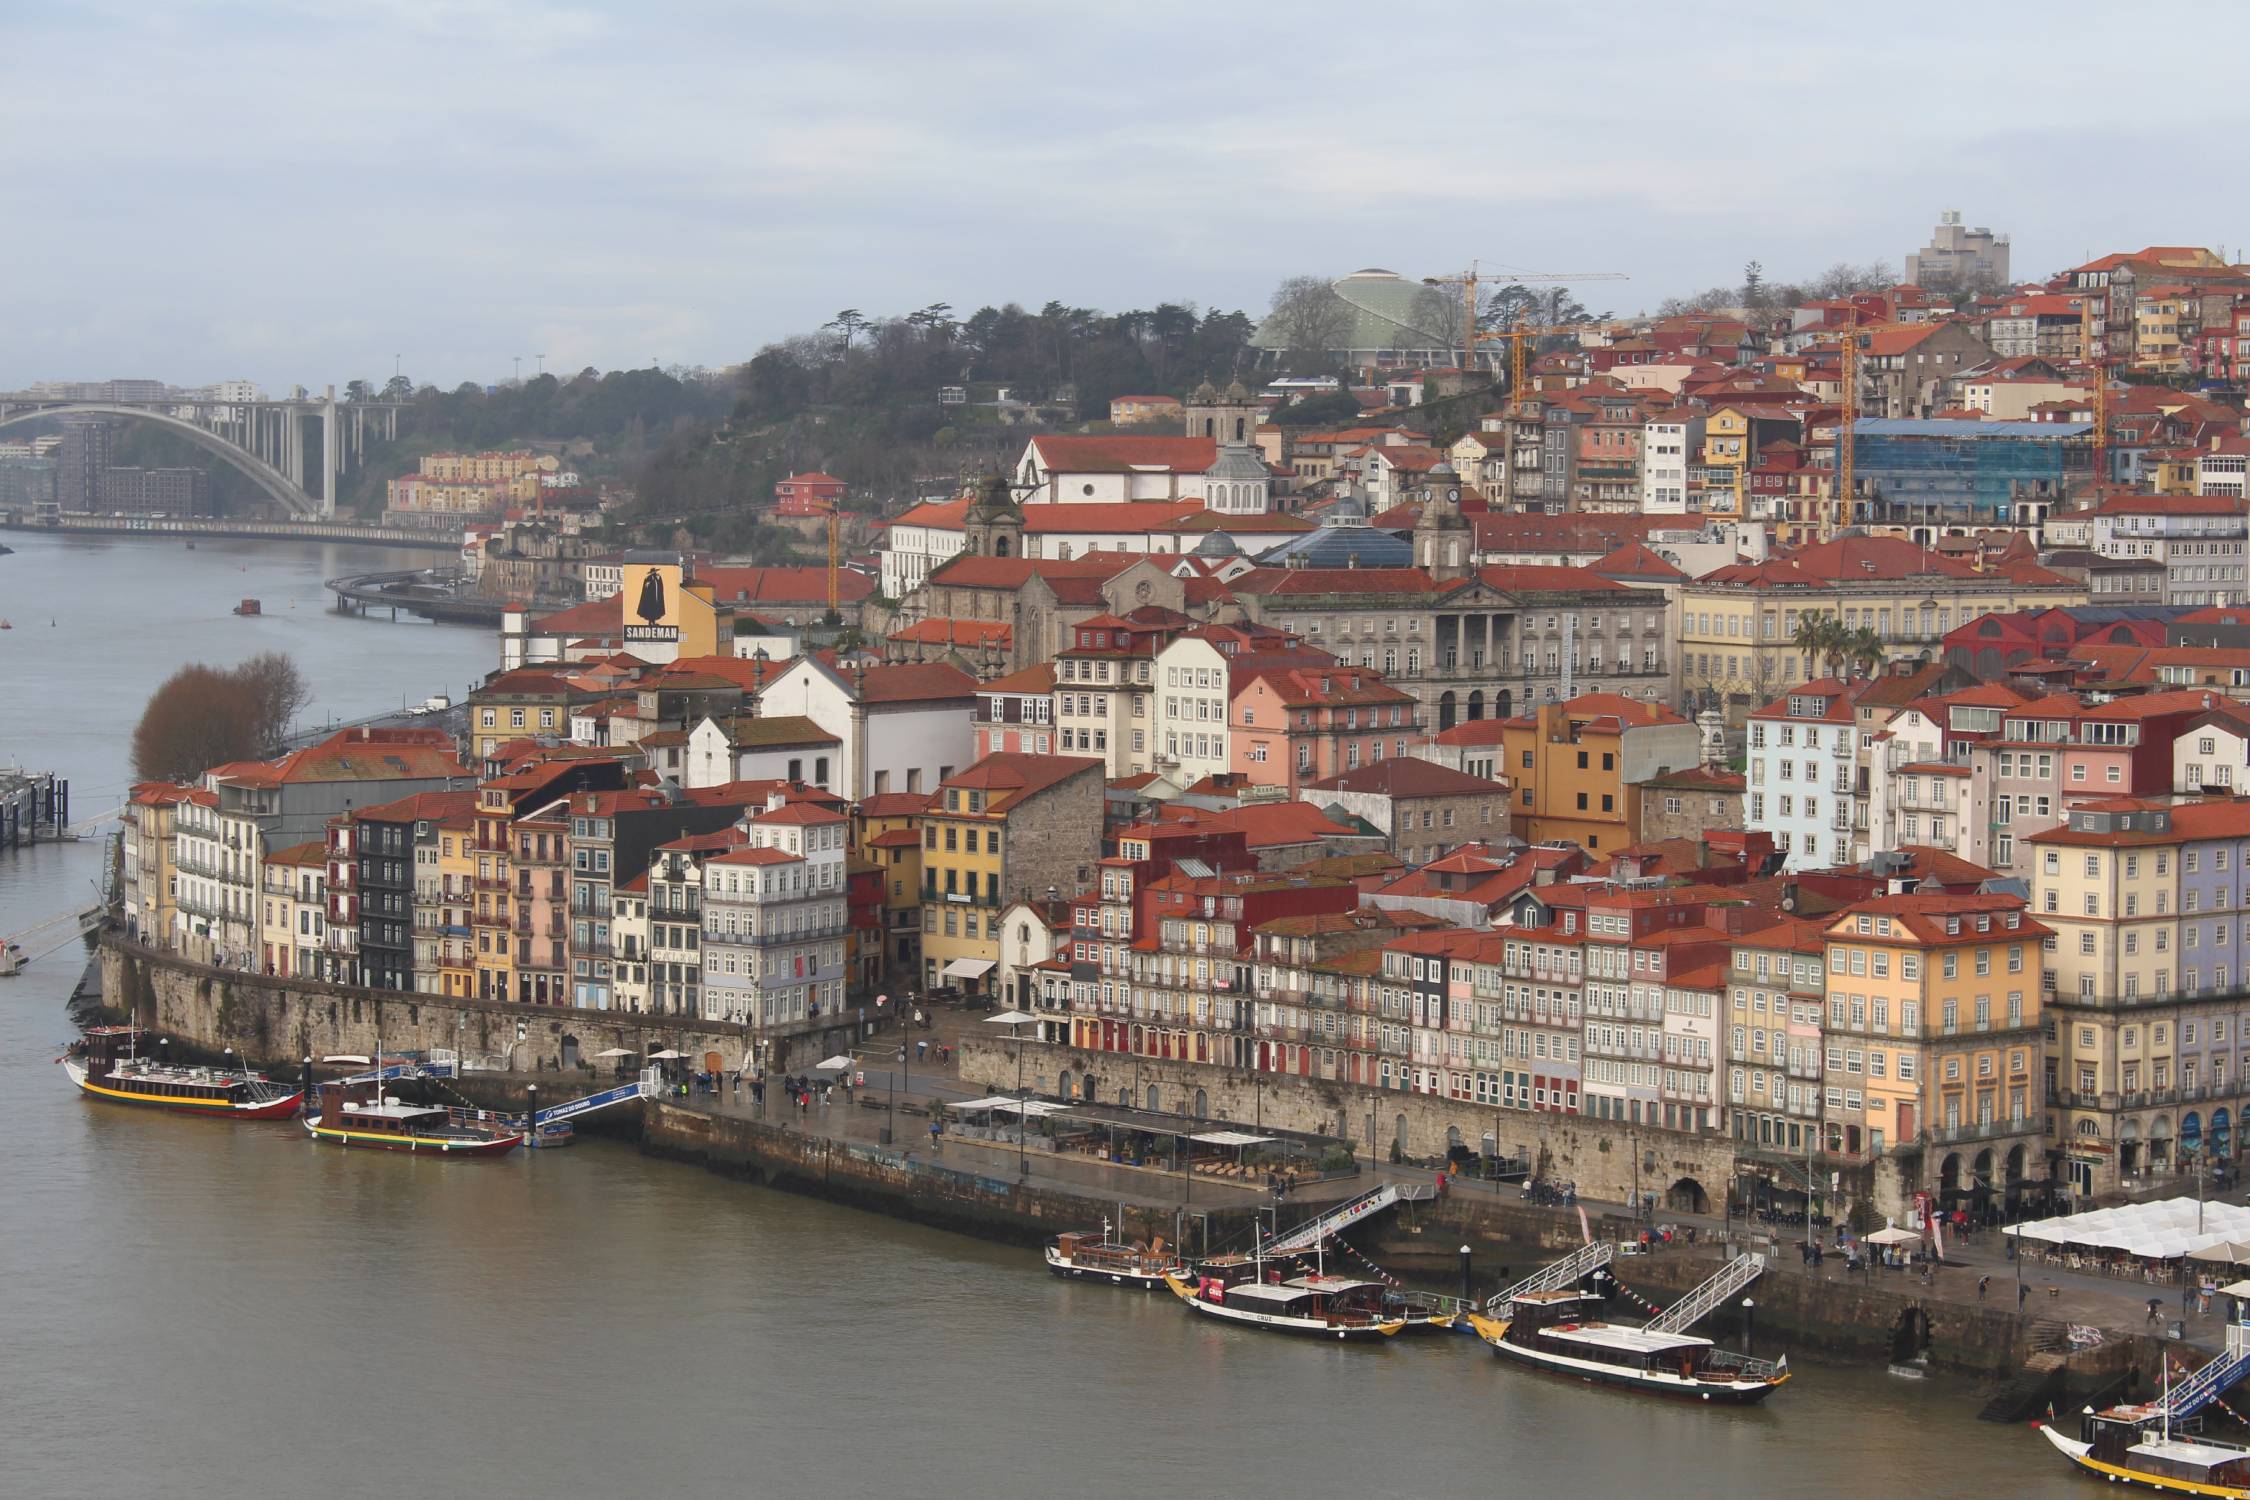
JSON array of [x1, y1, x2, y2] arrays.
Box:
[[1852, 418, 2094, 534]]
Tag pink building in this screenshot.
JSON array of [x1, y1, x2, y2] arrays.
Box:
[[1230, 664, 1420, 796]]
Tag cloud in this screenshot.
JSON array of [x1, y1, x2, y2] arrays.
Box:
[[4, 0, 2247, 387]]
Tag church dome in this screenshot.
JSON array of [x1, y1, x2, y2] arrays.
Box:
[[1190, 379, 1219, 403], [1194, 530, 1240, 559], [1223, 378, 1252, 402]]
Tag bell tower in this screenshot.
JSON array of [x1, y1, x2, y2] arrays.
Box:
[[1184, 378, 1261, 445], [963, 472, 1025, 559]]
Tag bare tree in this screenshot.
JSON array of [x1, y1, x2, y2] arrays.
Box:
[[1265, 275, 1354, 368], [236, 651, 311, 747]]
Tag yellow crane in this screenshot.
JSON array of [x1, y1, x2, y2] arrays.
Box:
[[1833, 326, 1858, 540]]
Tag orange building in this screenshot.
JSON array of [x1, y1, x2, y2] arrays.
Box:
[[1495, 694, 1701, 853]]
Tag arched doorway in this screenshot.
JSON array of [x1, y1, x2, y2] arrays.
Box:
[[1939, 1152, 1962, 1202], [1194, 1088, 1208, 1118], [2184, 1111, 2204, 1162], [1492, 689, 1512, 718], [2217, 1107, 2234, 1159], [1891, 1307, 1932, 1363], [1146, 1084, 1160, 1112], [1059, 1068, 1074, 1100], [560, 1034, 581, 1070], [2120, 1118, 2142, 1178], [1394, 1113, 1409, 1154], [2149, 1115, 2174, 1171], [1446, 1124, 1464, 1162], [1438, 691, 1458, 732], [1666, 1177, 1709, 1214], [1467, 690, 1485, 721]]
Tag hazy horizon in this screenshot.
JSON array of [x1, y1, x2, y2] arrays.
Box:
[[8, 0, 2248, 391]]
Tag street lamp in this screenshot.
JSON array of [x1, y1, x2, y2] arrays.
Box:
[[988, 1010, 1038, 1182], [1741, 1296, 1756, 1358]]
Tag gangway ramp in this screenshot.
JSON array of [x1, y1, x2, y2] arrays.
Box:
[[532, 1074, 655, 1128], [1485, 1240, 1615, 1313], [2159, 1321, 2250, 1421], [1643, 1252, 1765, 1335], [1260, 1184, 1402, 1255]]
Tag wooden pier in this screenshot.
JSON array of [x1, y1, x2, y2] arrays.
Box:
[[0, 770, 68, 852]]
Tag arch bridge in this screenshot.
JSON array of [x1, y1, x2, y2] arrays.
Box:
[[0, 387, 399, 518]]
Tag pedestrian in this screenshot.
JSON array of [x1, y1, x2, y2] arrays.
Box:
[[2149, 1297, 2164, 1325], [2018, 1283, 2029, 1312], [929, 1120, 941, 1152], [1977, 1275, 1990, 1299]]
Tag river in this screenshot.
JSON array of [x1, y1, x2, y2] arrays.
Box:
[[0, 533, 2082, 1497]]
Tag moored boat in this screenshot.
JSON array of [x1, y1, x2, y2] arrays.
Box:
[[1467, 1288, 1787, 1403], [2038, 1318, 2250, 1495], [303, 1079, 523, 1156], [1168, 1269, 1409, 1340], [1045, 1229, 1185, 1290], [60, 1025, 303, 1119]]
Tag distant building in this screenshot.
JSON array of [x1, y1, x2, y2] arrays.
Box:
[[385, 450, 559, 528], [55, 418, 109, 511], [1903, 210, 2010, 288], [773, 471, 846, 517], [98, 466, 211, 516], [1109, 395, 1182, 426]]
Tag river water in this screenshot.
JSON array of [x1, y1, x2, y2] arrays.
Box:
[[0, 533, 2081, 1497]]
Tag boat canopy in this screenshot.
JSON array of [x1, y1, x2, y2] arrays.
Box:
[[2128, 1438, 2250, 1470], [1545, 1323, 1712, 1354], [1190, 1130, 1276, 1146], [1217, 1283, 1320, 1307]]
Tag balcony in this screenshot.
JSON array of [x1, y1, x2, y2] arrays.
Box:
[[2049, 981, 2250, 1014], [1920, 1118, 2034, 1148]]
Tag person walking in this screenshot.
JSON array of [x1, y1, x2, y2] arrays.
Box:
[[2018, 1282, 2030, 1313], [1977, 1275, 1990, 1299], [2148, 1296, 2164, 1325]]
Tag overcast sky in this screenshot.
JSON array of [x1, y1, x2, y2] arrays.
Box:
[[7, 0, 2246, 392]]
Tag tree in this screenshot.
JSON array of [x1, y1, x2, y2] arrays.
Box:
[[235, 651, 311, 746], [130, 653, 313, 783], [1741, 261, 1767, 310], [131, 666, 260, 783], [1846, 626, 1886, 677], [825, 309, 869, 351], [380, 374, 413, 402], [1791, 610, 1847, 679], [1265, 275, 1353, 370], [343, 379, 374, 403]]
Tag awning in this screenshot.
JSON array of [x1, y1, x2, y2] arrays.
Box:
[[1190, 1130, 1277, 1147], [2220, 1280, 2250, 1298], [991, 1098, 1074, 1118], [1865, 1226, 1923, 1247], [941, 958, 996, 979]]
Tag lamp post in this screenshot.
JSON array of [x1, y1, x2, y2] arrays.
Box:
[[986, 1009, 1038, 1183], [1741, 1296, 1756, 1358]]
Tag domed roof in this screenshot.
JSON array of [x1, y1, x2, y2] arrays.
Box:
[[1223, 378, 1252, 401], [1203, 442, 1270, 480], [1190, 379, 1219, 403], [1194, 530, 1240, 559], [1427, 459, 1458, 482], [1343, 268, 1402, 280]]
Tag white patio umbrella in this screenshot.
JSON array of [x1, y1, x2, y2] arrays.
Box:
[[592, 1047, 636, 1059], [647, 1048, 686, 1060], [1865, 1225, 1923, 1247]]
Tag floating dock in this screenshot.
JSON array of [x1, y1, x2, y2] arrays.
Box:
[[0, 770, 67, 852]]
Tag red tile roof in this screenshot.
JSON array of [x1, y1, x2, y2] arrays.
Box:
[[1026, 435, 1218, 473]]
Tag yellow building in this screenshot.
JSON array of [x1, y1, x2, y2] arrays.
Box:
[[1680, 534, 2084, 723], [259, 842, 328, 980], [435, 806, 478, 997], [854, 791, 929, 986], [471, 784, 517, 1003], [122, 782, 193, 941], [2027, 797, 2235, 1197], [1820, 891, 2049, 1215], [917, 753, 1104, 999], [1494, 694, 1698, 854], [1698, 406, 1753, 516]]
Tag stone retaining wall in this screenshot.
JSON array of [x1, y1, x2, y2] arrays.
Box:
[[100, 937, 861, 1076], [960, 1035, 1742, 1212]]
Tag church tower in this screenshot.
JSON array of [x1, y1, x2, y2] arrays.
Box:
[[1184, 378, 1261, 446], [963, 472, 1025, 560], [1412, 460, 1471, 581]]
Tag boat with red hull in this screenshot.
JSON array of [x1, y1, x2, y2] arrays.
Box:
[[303, 1079, 523, 1157], [61, 1025, 303, 1119]]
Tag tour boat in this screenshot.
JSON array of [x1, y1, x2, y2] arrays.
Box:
[[303, 1079, 524, 1156], [1467, 1289, 1788, 1403], [2038, 1321, 2250, 1495], [1046, 1228, 1185, 1290], [1166, 1244, 1459, 1341], [233, 598, 261, 616], [60, 1025, 303, 1119]]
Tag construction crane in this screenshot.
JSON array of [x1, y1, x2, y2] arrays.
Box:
[[1421, 261, 1628, 377], [1833, 326, 1858, 540]]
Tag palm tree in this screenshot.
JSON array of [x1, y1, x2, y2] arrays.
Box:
[[1847, 626, 1886, 678], [1791, 610, 1842, 681]]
